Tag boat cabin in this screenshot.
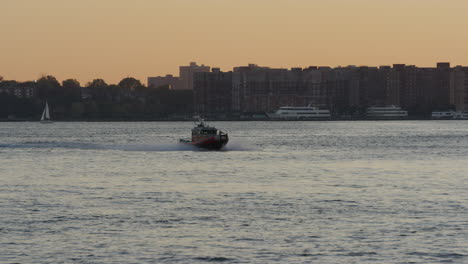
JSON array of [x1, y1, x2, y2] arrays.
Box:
[[192, 126, 217, 135], [192, 125, 218, 141]]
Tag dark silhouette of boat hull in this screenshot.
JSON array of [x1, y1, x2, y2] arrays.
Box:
[[179, 134, 229, 150], [179, 116, 229, 150]]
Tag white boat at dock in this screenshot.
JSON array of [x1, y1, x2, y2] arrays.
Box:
[[432, 110, 468, 120], [266, 106, 331, 120], [366, 105, 408, 120]]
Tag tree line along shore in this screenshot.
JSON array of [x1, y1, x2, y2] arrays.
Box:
[[0, 75, 193, 121], [0, 74, 458, 121]]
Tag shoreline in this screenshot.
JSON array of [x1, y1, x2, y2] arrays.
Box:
[[1, 118, 458, 122]]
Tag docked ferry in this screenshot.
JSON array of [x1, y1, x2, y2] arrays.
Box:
[[454, 111, 468, 120], [432, 111, 468, 120], [266, 106, 331, 120], [179, 117, 229, 150], [431, 111, 458, 119], [366, 105, 408, 119]]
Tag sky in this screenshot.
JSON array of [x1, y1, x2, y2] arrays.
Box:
[[1, 0, 467, 84]]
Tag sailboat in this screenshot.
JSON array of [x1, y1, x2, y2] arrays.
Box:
[[40, 101, 53, 123]]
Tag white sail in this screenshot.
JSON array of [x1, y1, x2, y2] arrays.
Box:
[[41, 107, 46, 121], [41, 101, 52, 122], [44, 102, 50, 120]]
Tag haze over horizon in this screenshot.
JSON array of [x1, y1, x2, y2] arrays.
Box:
[[1, 0, 467, 84]]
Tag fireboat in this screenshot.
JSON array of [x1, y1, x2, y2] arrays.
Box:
[[179, 117, 229, 150]]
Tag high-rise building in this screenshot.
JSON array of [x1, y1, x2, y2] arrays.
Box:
[[147, 62, 210, 90], [231, 64, 351, 114], [180, 62, 210, 90], [161, 61, 466, 118], [394, 64, 420, 111], [325, 67, 352, 112], [451, 66, 468, 111], [379, 66, 400, 106], [434, 62, 451, 108], [147, 74, 181, 90], [193, 69, 233, 116], [355, 66, 382, 107], [232, 64, 306, 113], [302, 67, 335, 110]]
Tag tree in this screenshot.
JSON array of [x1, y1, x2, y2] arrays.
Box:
[[36, 75, 61, 99], [62, 79, 80, 90], [118, 77, 144, 91], [85, 79, 109, 101], [86, 79, 108, 89], [62, 79, 81, 101], [37, 75, 61, 89], [107, 84, 121, 102]]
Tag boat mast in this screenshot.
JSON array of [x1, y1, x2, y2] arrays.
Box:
[[193, 114, 205, 126]]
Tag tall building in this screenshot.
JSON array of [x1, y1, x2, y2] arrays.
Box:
[[193, 68, 233, 116], [451, 66, 468, 111], [379, 66, 400, 106], [179, 62, 210, 90], [147, 74, 181, 90], [302, 67, 334, 110], [394, 64, 420, 111], [232, 64, 267, 113], [355, 66, 382, 107], [325, 67, 352, 112], [232, 64, 306, 113], [189, 62, 466, 117], [434, 62, 451, 108], [346, 66, 361, 107], [419, 67, 437, 110], [231, 65, 350, 114], [147, 62, 210, 90]]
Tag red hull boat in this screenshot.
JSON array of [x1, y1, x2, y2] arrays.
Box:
[[179, 118, 229, 150]]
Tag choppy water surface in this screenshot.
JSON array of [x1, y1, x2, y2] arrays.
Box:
[[1, 121, 467, 264]]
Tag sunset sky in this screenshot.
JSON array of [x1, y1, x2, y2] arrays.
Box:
[[1, 0, 467, 84]]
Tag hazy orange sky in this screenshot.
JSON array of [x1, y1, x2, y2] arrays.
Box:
[[1, 0, 467, 84]]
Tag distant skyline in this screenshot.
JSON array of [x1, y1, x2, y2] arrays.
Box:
[[2, 0, 468, 84]]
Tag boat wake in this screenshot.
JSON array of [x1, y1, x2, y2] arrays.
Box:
[[220, 140, 255, 151], [0, 141, 195, 152], [0, 140, 254, 152]]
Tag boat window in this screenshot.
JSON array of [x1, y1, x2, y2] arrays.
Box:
[[203, 129, 217, 134]]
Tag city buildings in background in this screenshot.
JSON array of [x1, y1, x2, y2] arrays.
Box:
[[0, 82, 36, 99], [192, 62, 468, 118], [147, 74, 181, 91], [2, 62, 468, 120], [148, 62, 210, 90]]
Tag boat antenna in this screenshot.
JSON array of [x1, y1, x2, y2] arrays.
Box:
[[193, 114, 205, 126]]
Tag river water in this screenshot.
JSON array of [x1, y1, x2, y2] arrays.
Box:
[[0, 121, 467, 263]]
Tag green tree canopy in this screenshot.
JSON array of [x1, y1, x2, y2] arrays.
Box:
[[62, 79, 81, 89], [86, 79, 108, 89], [36, 75, 61, 99], [61, 79, 81, 101], [37, 75, 61, 90], [118, 77, 144, 91]]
